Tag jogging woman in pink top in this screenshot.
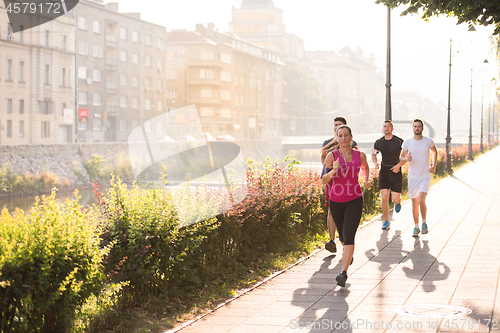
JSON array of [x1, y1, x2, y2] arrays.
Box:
[[321, 125, 371, 287]]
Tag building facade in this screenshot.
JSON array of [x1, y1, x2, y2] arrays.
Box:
[[307, 48, 385, 134], [165, 23, 285, 141], [75, 0, 166, 142], [0, 5, 76, 144]]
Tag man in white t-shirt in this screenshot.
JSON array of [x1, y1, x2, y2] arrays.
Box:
[[400, 119, 437, 237]]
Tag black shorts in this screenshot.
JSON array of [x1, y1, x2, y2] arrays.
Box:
[[378, 166, 402, 193]]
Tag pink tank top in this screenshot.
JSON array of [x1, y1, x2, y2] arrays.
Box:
[[329, 149, 363, 203]]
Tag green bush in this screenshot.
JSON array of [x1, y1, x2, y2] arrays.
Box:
[[0, 190, 106, 332]]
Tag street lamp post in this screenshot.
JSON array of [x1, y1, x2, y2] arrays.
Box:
[[480, 84, 484, 153], [467, 69, 474, 160], [445, 39, 453, 172], [385, 6, 392, 121]]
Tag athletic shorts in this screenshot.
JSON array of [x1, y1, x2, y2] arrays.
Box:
[[378, 166, 402, 193], [408, 175, 431, 199]]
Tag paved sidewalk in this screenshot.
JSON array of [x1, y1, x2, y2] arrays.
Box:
[[168, 147, 500, 333]]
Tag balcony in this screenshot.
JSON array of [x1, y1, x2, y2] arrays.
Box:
[[106, 35, 118, 47], [188, 60, 223, 68], [106, 105, 119, 116], [189, 98, 221, 105], [106, 82, 118, 94], [106, 58, 118, 70], [188, 79, 222, 86]]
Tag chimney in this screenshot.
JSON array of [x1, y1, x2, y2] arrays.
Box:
[[196, 23, 206, 34]]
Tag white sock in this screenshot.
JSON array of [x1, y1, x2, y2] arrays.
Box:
[[422, 219, 427, 224], [414, 223, 419, 228]]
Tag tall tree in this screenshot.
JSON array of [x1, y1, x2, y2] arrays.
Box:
[[376, 0, 500, 34]]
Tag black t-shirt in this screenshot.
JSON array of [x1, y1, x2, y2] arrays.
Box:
[[373, 135, 403, 167]]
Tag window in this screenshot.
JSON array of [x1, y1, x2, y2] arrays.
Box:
[[6, 120, 12, 138], [200, 69, 215, 79], [42, 101, 49, 114], [18, 61, 24, 81], [78, 17, 87, 30], [78, 42, 88, 55], [132, 76, 139, 87], [240, 95, 244, 106], [93, 45, 103, 58], [131, 97, 139, 109], [6, 59, 12, 81], [93, 21, 102, 33], [45, 30, 50, 47], [240, 76, 244, 87], [167, 89, 177, 98], [166, 70, 177, 80], [200, 107, 215, 116], [79, 121, 87, 130], [42, 121, 50, 138], [157, 37, 164, 49], [235, 75, 238, 86], [19, 121, 24, 138], [157, 58, 163, 71], [78, 66, 87, 80], [78, 92, 88, 105], [146, 34, 152, 46], [93, 69, 101, 82], [201, 89, 212, 98], [62, 35, 67, 51], [7, 99, 12, 113], [120, 28, 127, 40], [120, 74, 128, 86], [120, 96, 127, 108], [62, 102, 66, 116], [201, 50, 215, 60], [156, 80, 163, 90], [145, 56, 151, 67], [220, 72, 231, 82], [119, 119, 126, 131], [19, 27, 24, 43], [220, 108, 231, 118], [157, 100, 163, 111], [132, 53, 139, 64], [221, 90, 231, 100], [93, 118, 101, 131], [93, 93, 101, 106], [145, 77, 151, 89], [62, 68, 66, 86], [45, 65, 50, 84], [132, 31, 139, 43], [19, 100, 24, 114], [235, 95, 238, 106], [120, 51, 127, 62], [145, 99, 151, 110], [220, 53, 232, 64]]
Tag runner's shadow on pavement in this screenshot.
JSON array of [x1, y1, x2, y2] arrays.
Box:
[[291, 255, 352, 332], [450, 175, 481, 194], [365, 230, 408, 274], [402, 239, 450, 292]]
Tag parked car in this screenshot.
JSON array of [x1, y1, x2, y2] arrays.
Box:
[[198, 132, 216, 141], [178, 135, 198, 142], [156, 135, 176, 143], [217, 134, 235, 141]]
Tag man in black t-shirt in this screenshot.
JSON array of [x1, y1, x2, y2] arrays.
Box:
[[372, 120, 404, 230]]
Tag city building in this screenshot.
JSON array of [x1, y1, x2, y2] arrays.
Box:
[[75, 0, 166, 142], [306, 48, 385, 134], [230, 0, 304, 64], [0, 5, 76, 144], [165, 23, 285, 140]]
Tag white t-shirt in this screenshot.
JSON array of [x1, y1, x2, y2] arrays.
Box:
[[402, 137, 435, 177]]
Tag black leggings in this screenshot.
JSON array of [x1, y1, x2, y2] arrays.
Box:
[[329, 196, 363, 245]]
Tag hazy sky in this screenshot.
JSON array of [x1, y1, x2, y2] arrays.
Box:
[[115, 0, 498, 106]]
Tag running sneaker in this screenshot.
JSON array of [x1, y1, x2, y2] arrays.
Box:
[[382, 221, 390, 230], [395, 203, 401, 213], [412, 227, 420, 237], [325, 240, 337, 253], [421, 223, 428, 234], [336, 271, 348, 287]]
